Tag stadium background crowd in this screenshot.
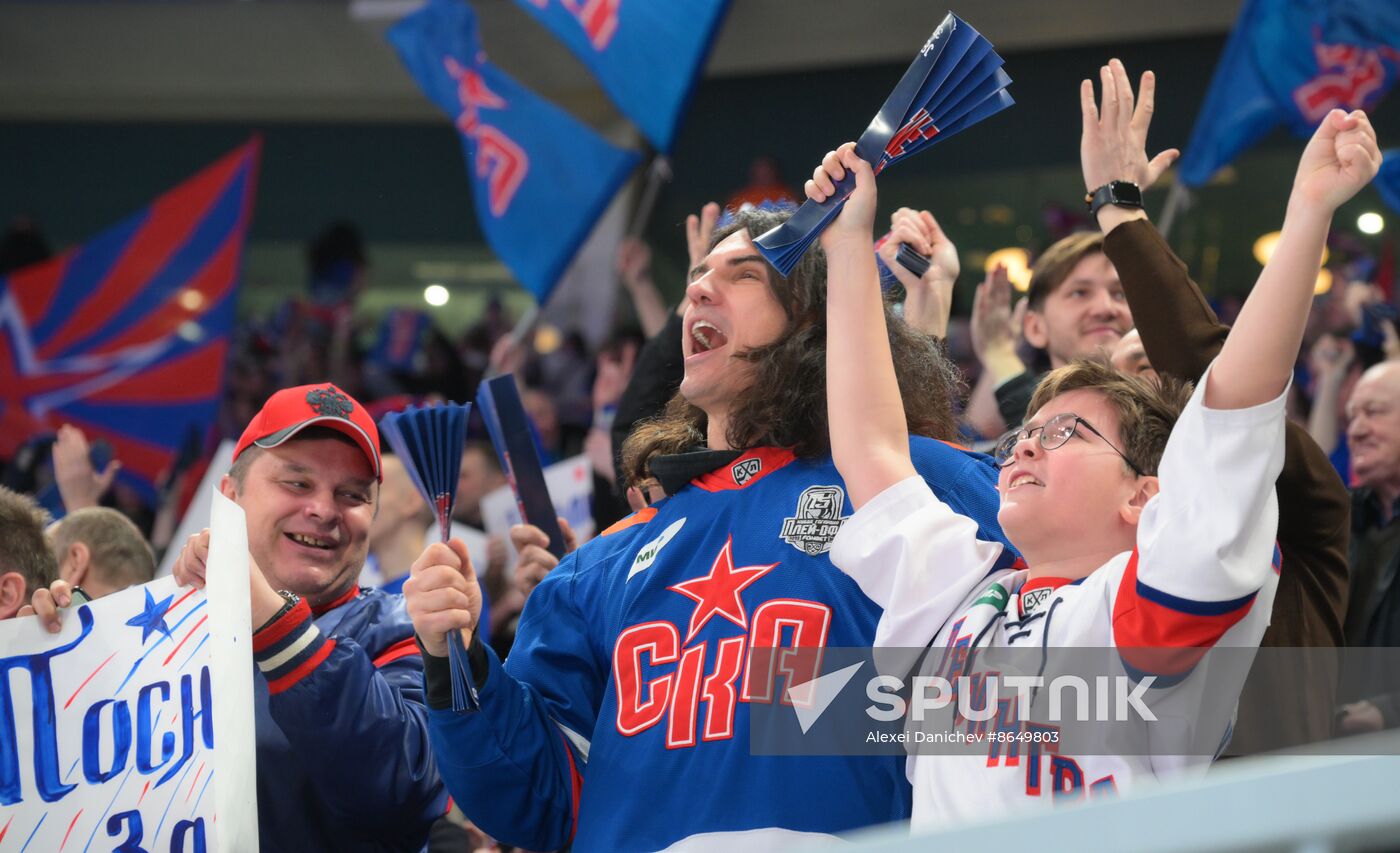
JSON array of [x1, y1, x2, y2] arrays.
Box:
[[2, 1, 1400, 850]]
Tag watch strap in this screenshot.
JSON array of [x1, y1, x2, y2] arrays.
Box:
[[257, 589, 301, 633], [1085, 181, 1144, 217]]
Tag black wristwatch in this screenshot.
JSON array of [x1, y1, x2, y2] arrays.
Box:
[[258, 589, 301, 632], [1085, 181, 1144, 217]]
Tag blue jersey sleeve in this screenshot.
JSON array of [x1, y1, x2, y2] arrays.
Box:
[[429, 550, 605, 851]]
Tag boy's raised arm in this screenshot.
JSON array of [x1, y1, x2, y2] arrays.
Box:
[[812, 142, 918, 509], [1207, 109, 1379, 410]]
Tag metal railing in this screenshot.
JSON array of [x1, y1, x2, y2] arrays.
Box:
[[823, 731, 1400, 853]]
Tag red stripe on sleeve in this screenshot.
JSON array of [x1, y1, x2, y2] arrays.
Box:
[[372, 638, 421, 668], [1113, 552, 1253, 676], [561, 731, 582, 844], [267, 638, 336, 694], [253, 598, 312, 653]]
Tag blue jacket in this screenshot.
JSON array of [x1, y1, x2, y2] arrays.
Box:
[[427, 441, 1012, 852], [253, 586, 447, 851]]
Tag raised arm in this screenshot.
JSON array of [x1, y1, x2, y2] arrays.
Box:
[[52, 424, 120, 512], [1208, 109, 1379, 409], [1080, 60, 1231, 380], [1080, 60, 1178, 241], [878, 207, 959, 338], [809, 142, 916, 508], [1306, 334, 1355, 455], [616, 236, 669, 339]]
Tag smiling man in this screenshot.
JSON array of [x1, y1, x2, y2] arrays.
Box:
[[214, 384, 446, 850], [404, 209, 1015, 852], [977, 231, 1135, 427], [1338, 362, 1400, 734], [30, 382, 447, 851]]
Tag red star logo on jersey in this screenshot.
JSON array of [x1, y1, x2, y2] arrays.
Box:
[[669, 536, 777, 643]]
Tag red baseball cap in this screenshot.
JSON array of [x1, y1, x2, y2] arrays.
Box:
[[233, 383, 382, 480]]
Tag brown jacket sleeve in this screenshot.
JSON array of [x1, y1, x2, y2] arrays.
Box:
[[1104, 218, 1349, 750]]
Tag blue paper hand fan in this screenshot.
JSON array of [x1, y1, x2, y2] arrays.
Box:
[[379, 402, 479, 712], [756, 13, 1014, 276]]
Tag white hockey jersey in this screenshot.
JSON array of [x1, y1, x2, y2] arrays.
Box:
[[830, 365, 1286, 828]]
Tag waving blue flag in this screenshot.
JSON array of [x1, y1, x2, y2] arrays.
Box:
[[1179, 0, 1400, 187], [511, 0, 728, 152], [388, 0, 640, 301]]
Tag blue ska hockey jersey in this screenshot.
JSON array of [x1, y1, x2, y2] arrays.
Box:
[[430, 440, 1013, 852]]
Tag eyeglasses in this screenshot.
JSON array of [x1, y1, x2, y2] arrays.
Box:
[[993, 412, 1143, 476]]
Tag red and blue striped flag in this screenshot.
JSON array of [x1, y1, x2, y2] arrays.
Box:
[[0, 139, 260, 503]]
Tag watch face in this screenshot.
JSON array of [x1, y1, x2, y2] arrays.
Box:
[[1113, 181, 1143, 205]]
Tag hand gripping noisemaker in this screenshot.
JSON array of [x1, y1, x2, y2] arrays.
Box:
[[755, 12, 1014, 276]]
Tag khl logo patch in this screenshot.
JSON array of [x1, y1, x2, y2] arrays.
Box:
[[1020, 586, 1053, 616], [731, 457, 762, 487]]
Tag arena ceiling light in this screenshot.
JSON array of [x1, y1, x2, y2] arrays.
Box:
[[1358, 212, 1385, 235], [423, 284, 449, 307]]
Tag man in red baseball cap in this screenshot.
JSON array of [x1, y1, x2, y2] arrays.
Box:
[[220, 382, 383, 609], [233, 382, 383, 478], [28, 382, 447, 851]]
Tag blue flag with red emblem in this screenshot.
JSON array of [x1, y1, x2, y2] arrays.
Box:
[[509, 0, 729, 152], [1178, 0, 1400, 187], [0, 139, 259, 504], [388, 0, 641, 302]]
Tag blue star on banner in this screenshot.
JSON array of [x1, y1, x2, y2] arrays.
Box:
[[126, 588, 175, 643]]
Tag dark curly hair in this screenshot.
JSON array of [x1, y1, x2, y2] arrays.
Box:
[[621, 209, 964, 488]]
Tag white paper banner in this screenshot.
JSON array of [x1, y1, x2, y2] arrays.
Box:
[[203, 491, 259, 850], [481, 454, 595, 569], [0, 490, 258, 851]]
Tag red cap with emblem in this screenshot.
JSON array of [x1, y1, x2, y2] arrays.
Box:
[[233, 383, 382, 480]]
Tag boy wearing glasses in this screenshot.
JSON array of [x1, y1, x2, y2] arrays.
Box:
[[806, 80, 1378, 823]]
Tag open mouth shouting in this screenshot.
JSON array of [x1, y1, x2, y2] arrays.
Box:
[[687, 318, 730, 358]]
